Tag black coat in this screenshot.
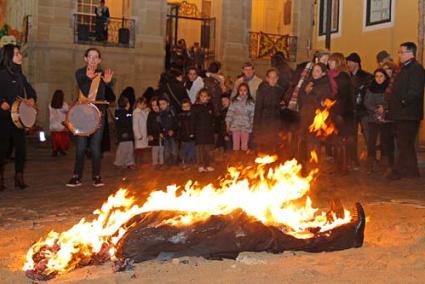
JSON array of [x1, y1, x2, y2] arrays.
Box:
[[75, 67, 109, 103], [159, 74, 190, 113], [298, 76, 332, 132], [388, 60, 425, 121], [114, 108, 134, 142], [351, 69, 373, 118], [192, 102, 215, 145], [0, 67, 37, 122], [178, 111, 195, 142], [331, 72, 354, 137], [254, 82, 284, 129], [147, 111, 162, 146], [159, 107, 178, 137]]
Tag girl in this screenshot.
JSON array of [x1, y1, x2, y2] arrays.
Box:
[[0, 44, 37, 190], [328, 52, 354, 175], [364, 68, 394, 173], [133, 97, 150, 164], [114, 96, 135, 169], [192, 88, 215, 172], [49, 90, 70, 157], [147, 98, 164, 167], [226, 83, 255, 152]]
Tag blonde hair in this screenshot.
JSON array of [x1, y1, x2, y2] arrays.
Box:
[[329, 52, 348, 72]]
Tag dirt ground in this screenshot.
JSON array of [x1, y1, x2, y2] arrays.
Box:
[[1, 143, 425, 284]]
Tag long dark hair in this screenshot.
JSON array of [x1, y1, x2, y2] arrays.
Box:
[[120, 86, 136, 109], [233, 82, 254, 103], [0, 44, 20, 73], [51, 90, 65, 109]]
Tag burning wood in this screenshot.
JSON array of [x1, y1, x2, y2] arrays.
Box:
[[308, 99, 337, 137], [23, 156, 365, 280]]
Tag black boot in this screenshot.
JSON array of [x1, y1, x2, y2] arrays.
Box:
[[15, 172, 28, 190], [0, 166, 5, 191]]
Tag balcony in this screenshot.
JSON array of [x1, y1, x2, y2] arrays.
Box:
[[249, 32, 297, 62], [74, 13, 135, 48]]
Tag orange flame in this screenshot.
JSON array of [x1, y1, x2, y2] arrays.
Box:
[[308, 99, 337, 137], [310, 150, 319, 164], [23, 156, 352, 277]]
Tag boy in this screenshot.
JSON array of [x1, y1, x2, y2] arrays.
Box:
[[178, 99, 196, 168], [216, 95, 232, 151], [114, 96, 135, 168], [158, 97, 178, 167]]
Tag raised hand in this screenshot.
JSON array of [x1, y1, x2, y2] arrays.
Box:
[[102, 68, 113, 83]]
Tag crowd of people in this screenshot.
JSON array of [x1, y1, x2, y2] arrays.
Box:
[[0, 40, 424, 190]]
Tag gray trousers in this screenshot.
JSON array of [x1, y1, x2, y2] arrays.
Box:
[[152, 146, 164, 165], [114, 141, 135, 167]]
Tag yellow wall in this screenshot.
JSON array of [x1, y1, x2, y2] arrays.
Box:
[[251, 0, 292, 35], [312, 0, 419, 73]]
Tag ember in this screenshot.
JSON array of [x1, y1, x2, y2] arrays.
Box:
[[309, 99, 337, 137], [23, 156, 365, 280]]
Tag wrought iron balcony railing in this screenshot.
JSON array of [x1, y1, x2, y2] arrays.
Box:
[[74, 13, 135, 48], [249, 32, 297, 62]]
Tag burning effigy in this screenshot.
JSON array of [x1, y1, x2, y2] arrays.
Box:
[[23, 155, 365, 281]]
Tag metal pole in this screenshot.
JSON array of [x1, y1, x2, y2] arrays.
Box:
[[325, 0, 332, 50]]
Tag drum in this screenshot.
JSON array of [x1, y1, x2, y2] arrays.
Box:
[[65, 103, 101, 136], [11, 100, 37, 129]]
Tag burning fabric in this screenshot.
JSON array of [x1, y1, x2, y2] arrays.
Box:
[[23, 156, 365, 280]]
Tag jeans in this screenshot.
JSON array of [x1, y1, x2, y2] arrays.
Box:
[[73, 113, 105, 178], [152, 146, 164, 165], [180, 141, 196, 164], [164, 137, 178, 165]]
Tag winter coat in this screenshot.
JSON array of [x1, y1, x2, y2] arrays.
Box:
[[186, 76, 204, 104], [178, 110, 195, 142], [49, 103, 69, 132], [132, 108, 150, 149], [275, 63, 293, 93], [226, 96, 255, 133], [364, 89, 386, 123], [159, 107, 178, 137], [114, 108, 134, 143], [254, 82, 285, 129], [387, 60, 425, 121], [215, 106, 230, 147], [192, 102, 215, 145], [231, 75, 263, 100], [351, 69, 373, 118], [75, 67, 110, 102], [298, 76, 332, 132], [146, 111, 162, 146], [159, 74, 190, 113], [204, 73, 223, 115], [330, 71, 354, 137]]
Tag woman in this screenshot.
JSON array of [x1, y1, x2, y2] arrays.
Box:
[[364, 68, 394, 173], [49, 90, 70, 156], [297, 63, 332, 167], [328, 52, 354, 175], [0, 44, 37, 190]]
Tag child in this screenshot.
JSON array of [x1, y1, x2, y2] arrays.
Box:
[[215, 95, 232, 151], [49, 90, 70, 156], [178, 98, 196, 168], [192, 88, 215, 172], [147, 98, 164, 167], [133, 97, 150, 164], [158, 97, 178, 167], [226, 82, 255, 151], [114, 96, 135, 168]]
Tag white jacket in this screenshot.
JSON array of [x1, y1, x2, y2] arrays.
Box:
[[133, 108, 150, 149], [187, 76, 204, 104], [49, 103, 69, 132]]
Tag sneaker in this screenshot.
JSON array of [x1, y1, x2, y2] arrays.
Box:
[[92, 176, 105, 187], [66, 175, 82, 187], [198, 167, 206, 173], [206, 166, 215, 172]]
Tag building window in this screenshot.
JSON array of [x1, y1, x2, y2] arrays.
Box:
[[318, 0, 340, 36], [78, 0, 96, 15], [366, 0, 392, 26]]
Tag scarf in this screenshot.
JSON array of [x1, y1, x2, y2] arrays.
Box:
[[327, 69, 340, 97], [369, 79, 389, 94]]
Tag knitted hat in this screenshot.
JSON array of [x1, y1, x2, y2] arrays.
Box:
[[376, 50, 391, 64], [346, 52, 361, 64]]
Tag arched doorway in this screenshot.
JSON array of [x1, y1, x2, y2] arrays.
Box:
[[165, 0, 216, 72]]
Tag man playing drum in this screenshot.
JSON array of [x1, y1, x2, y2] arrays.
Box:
[[0, 44, 37, 191], [66, 47, 113, 188]]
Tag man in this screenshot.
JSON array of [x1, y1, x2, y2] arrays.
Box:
[[231, 62, 262, 100], [204, 61, 224, 116], [346, 52, 373, 168], [95, 0, 110, 41], [387, 42, 425, 180], [66, 48, 113, 188], [185, 66, 204, 104]]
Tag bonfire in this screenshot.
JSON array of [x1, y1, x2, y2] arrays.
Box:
[[309, 99, 337, 137], [23, 155, 365, 280]]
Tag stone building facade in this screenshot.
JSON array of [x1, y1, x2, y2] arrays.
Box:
[[5, 0, 312, 128]]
